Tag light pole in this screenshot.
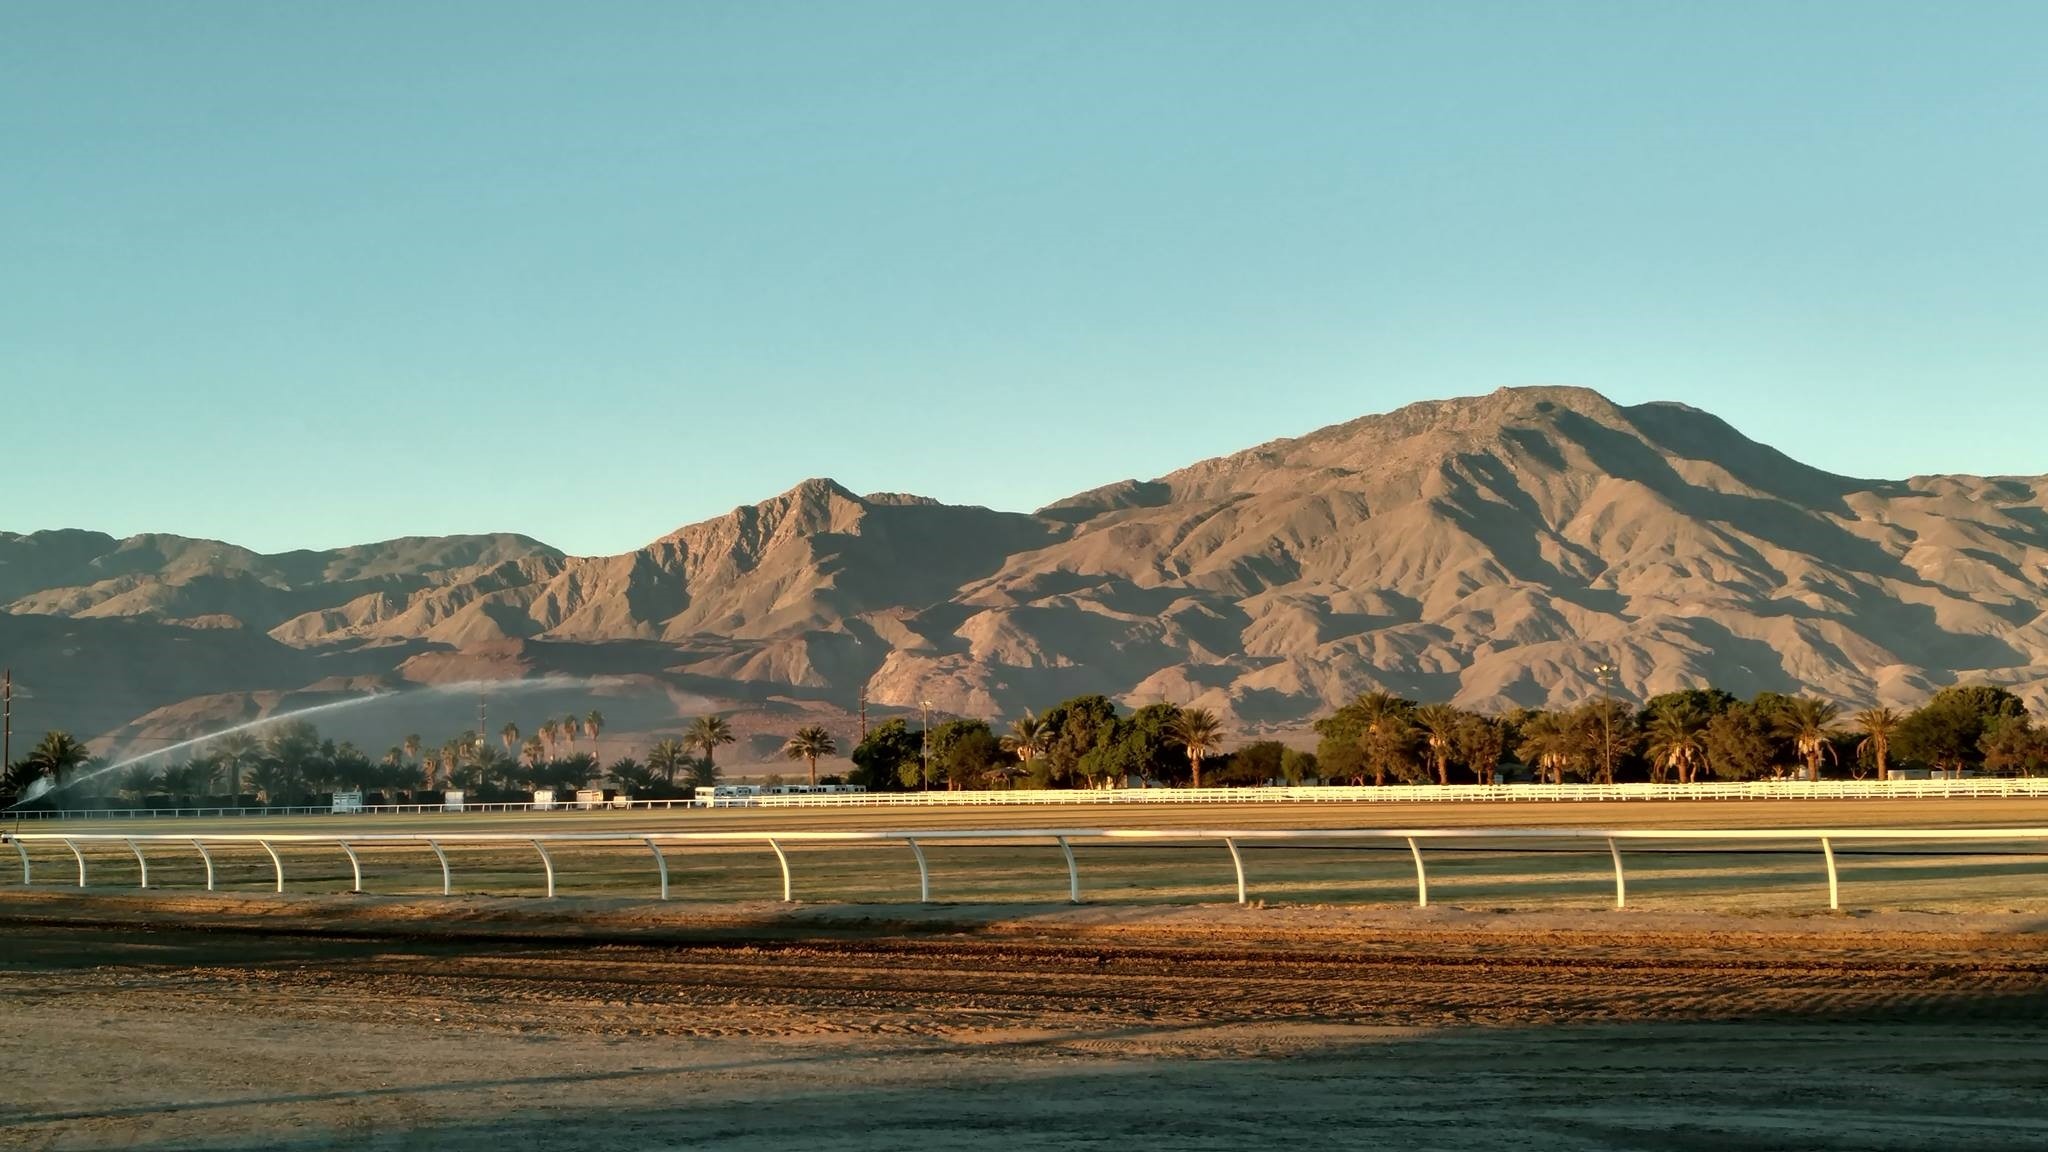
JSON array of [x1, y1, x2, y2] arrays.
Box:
[[919, 699, 932, 791], [1594, 663, 1618, 784]]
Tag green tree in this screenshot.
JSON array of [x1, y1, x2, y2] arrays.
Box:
[[1453, 713, 1506, 784], [1643, 703, 1709, 784], [685, 715, 736, 773], [1279, 747, 1320, 785], [215, 732, 261, 797], [584, 710, 605, 766], [1852, 707, 1901, 780], [849, 719, 921, 792], [1412, 703, 1462, 786], [647, 737, 691, 786], [1036, 695, 1120, 788], [1703, 703, 1776, 780], [1774, 697, 1841, 781], [1356, 693, 1420, 786], [1515, 710, 1575, 785], [1898, 685, 2027, 778], [608, 756, 658, 794], [1000, 712, 1046, 772], [1980, 715, 2048, 777], [1166, 706, 1225, 789], [782, 725, 838, 787], [16, 730, 93, 790]]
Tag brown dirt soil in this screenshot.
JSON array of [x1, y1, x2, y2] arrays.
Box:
[[5, 891, 2048, 1150]]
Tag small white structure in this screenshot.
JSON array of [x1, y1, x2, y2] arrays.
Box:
[[331, 790, 364, 814], [441, 790, 465, 812], [532, 789, 557, 811]]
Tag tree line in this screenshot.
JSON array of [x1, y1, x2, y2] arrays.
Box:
[[1, 711, 750, 806], [1308, 684, 2045, 785]]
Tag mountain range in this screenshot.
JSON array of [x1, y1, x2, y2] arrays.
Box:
[[9, 386, 2048, 758]]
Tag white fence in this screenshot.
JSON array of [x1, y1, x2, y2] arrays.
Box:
[[11, 777, 2048, 822], [8, 825, 2048, 911]]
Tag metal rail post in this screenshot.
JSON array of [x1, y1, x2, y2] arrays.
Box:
[[339, 841, 363, 893], [1406, 837, 1429, 908], [1056, 835, 1081, 903], [1608, 837, 1626, 909], [767, 838, 792, 902], [645, 837, 668, 900], [427, 839, 451, 896], [907, 838, 930, 903], [259, 839, 283, 893], [192, 839, 215, 891], [12, 838, 28, 885], [530, 839, 555, 898], [1224, 837, 1247, 904], [62, 838, 85, 887], [1822, 836, 1839, 910]]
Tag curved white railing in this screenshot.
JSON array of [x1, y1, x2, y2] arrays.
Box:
[[7, 825, 2047, 912], [10, 776, 2048, 820]]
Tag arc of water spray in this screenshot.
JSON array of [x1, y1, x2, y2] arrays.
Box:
[[11, 674, 627, 807]]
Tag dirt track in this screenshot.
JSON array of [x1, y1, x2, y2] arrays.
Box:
[[6, 893, 2048, 1149]]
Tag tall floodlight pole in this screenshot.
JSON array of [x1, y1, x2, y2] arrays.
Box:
[[920, 699, 932, 792], [1594, 663, 1619, 784], [2, 668, 11, 773]]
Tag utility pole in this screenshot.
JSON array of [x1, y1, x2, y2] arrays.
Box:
[[2, 668, 11, 771], [920, 699, 931, 792], [857, 687, 868, 742]]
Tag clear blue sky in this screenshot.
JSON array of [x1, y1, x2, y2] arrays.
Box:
[[6, 1, 2046, 556]]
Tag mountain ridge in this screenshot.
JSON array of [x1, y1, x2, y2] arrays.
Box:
[[9, 386, 2048, 751]]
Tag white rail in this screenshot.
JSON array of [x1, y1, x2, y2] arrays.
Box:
[[11, 777, 2048, 821], [7, 825, 2048, 912]]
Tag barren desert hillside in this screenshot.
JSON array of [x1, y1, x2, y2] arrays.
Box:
[[10, 386, 2048, 745]]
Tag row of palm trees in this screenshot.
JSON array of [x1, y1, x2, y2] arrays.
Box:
[[1323, 689, 1932, 786], [995, 705, 1226, 787]]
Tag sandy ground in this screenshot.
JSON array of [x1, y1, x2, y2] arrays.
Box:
[[6, 891, 2048, 1150]]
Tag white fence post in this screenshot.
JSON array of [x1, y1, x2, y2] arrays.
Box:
[[1224, 837, 1247, 904], [192, 839, 215, 891], [62, 838, 85, 888], [1407, 837, 1428, 908], [767, 838, 792, 902], [259, 839, 284, 893], [1056, 835, 1081, 903], [1822, 836, 1839, 910], [13, 838, 29, 885], [908, 838, 930, 903], [1608, 837, 1625, 909], [339, 841, 363, 893], [530, 839, 555, 898], [428, 839, 451, 896], [646, 837, 668, 901]]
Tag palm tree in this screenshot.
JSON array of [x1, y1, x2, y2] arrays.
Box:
[[1775, 697, 1841, 781], [560, 716, 579, 757], [1001, 712, 1046, 769], [1516, 710, 1575, 785], [538, 720, 559, 761], [584, 710, 604, 767], [647, 737, 691, 786], [215, 731, 261, 797], [1413, 704, 1461, 786], [500, 722, 520, 756], [22, 730, 94, 788], [1644, 704, 1710, 785], [686, 715, 736, 773], [423, 748, 443, 791], [1853, 707, 1901, 781], [1167, 707, 1225, 789], [403, 733, 423, 767], [1355, 692, 1414, 787], [781, 725, 837, 786], [521, 735, 546, 768]]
